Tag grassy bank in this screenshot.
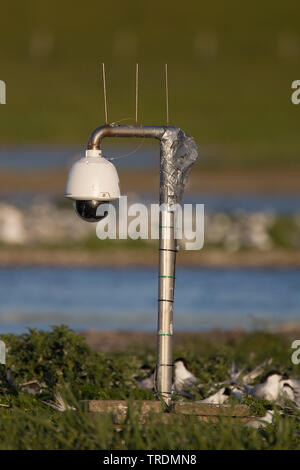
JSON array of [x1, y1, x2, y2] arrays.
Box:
[[0, 1, 300, 168], [1, 245, 300, 268], [0, 326, 300, 449]]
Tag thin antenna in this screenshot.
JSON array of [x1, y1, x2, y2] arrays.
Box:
[[135, 63, 139, 125], [165, 63, 169, 126], [102, 63, 108, 124]]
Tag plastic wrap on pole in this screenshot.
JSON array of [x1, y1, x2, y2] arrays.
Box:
[[160, 127, 198, 204]]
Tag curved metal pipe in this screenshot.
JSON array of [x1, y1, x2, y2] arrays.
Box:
[[87, 124, 168, 149]]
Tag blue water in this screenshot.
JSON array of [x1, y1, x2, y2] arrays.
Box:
[[0, 144, 159, 171], [181, 193, 300, 214], [0, 267, 299, 334], [1, 146, 300, 213]]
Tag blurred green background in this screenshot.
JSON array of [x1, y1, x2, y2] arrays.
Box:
[[0, 0, 300, 168], [0, 1, 300, 343]]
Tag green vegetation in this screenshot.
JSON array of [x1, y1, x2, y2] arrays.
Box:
[[73, 235, 154, 252], [269, 216, 300, 249], [40, 235, 155, 252], [0, 326, 300, 449], [0, 1, 300, 168], [0, 326, 151, 401]]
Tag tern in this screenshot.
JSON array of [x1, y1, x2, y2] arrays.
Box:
[[20, 380, 44, 395], [280, 379, 300, 407], [242, 359, 273, 385], [244, 371, 287, 401], [173, 358, 197, 390], [198, 387, 231, 404], [42, 391, 76, 412], [230, 386, 244, 401], [280, 382, 295, 401], [246, 407, 274, 429], [283, 378, 300, 392], [215, 359, 272, 389], [229, 361, 244, 385], [138, 368, 155, 392]]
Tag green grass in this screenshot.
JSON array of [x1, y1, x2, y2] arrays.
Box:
[[0, 1, 300, 168], [269, 216, 300, 249], [0, 326, 300, 449], [0, 402, 299, 450]]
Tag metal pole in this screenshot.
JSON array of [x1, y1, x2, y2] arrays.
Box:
[[157, 205, 176, 406], [87, 124, 179, 405]]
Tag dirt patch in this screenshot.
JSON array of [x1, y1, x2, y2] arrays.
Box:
[[0, 168, 300, 194], [82, 329, 251, 353], [1, 246, 300, 268], [82, 327, 300, 353]]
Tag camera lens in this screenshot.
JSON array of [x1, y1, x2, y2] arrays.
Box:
[[74, 200, 108, 222]]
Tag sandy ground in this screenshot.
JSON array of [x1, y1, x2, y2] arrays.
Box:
[[82, 326, 300, 353], [0, 167, 300, 194], [82, 329, 249, 352], [0, 246, 299, 268]]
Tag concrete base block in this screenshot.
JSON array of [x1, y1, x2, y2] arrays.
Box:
[[80, 400, 252, 424]]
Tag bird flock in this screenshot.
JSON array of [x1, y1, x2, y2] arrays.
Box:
[[139, 357, 300, 428], [2, 356, 300, 429]]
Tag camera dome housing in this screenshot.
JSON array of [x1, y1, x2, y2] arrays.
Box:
[[65, 149, 120, 202], [74, 199, 109, 223]]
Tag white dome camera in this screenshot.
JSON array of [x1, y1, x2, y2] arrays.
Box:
[[65, 149, 120, 222]]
